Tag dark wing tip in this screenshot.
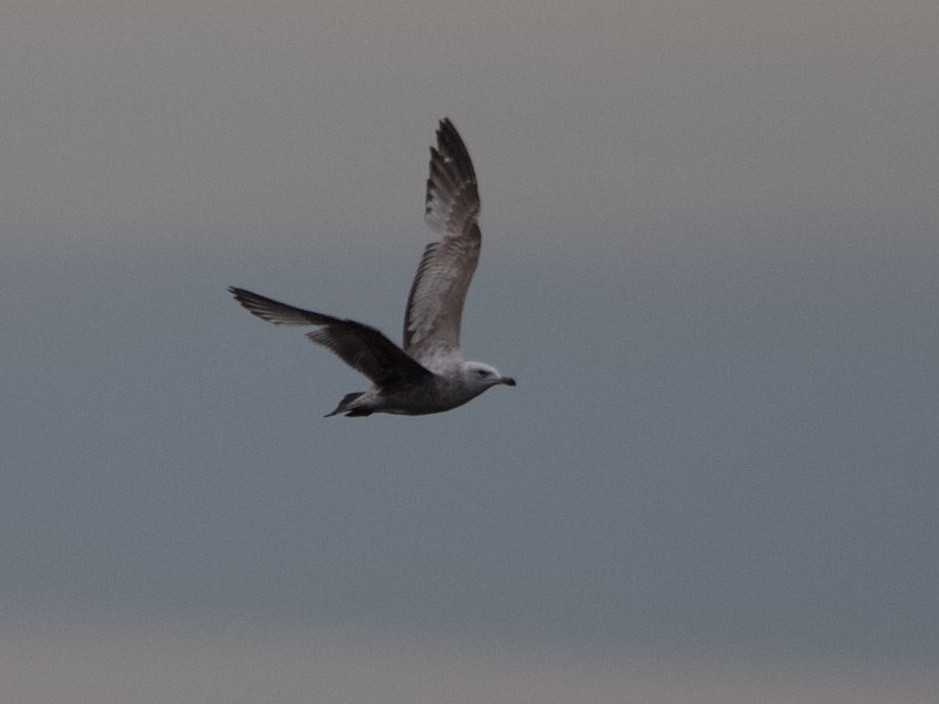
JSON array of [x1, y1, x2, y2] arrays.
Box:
[[423, 119, 479, 235], [228, 286, 336, 326], [228, 286, 256, 310], [433, 118, 475, 179]]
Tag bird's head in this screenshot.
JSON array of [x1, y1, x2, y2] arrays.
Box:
[[463, 361, 516, 391]]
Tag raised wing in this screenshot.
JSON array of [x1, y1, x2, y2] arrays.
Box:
[[229, 287, 432, 389], [403, 118, 481, 364]]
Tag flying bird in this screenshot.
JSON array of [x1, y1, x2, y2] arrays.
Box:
[[229, 118, 515, 417]]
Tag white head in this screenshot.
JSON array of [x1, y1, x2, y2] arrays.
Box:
[[462, 361, 516, 392]]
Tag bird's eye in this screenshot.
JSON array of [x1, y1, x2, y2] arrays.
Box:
[[477, 369, 489, 377]]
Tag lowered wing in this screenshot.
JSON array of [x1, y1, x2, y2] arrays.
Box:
[[229, 286, 432, 389]]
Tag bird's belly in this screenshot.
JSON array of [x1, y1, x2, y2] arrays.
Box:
[[379, 379, 477, 415]]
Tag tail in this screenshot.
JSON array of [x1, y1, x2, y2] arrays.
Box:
[[325, 392, 372, 418]]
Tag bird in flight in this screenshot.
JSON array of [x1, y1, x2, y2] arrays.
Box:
[[229, 118, 515, 417]]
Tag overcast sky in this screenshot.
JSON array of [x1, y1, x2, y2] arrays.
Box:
[[2, 2, 938, 702]]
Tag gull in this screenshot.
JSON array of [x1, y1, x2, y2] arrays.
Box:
[[229, 118, 515, 417]]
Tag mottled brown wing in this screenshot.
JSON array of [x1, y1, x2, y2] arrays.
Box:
[[403, 119, 481, 363], [229, 287, 432, 389]]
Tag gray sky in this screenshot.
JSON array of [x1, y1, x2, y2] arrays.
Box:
[[2, 1, 938, 702]]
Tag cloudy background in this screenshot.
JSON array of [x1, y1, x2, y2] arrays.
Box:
[[2, 1, 937, 702]]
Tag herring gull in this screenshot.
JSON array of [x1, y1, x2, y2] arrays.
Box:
[[229, 118, 516, 417]]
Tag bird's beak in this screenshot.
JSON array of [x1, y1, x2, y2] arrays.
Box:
[[501, 377, 517, 386]]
